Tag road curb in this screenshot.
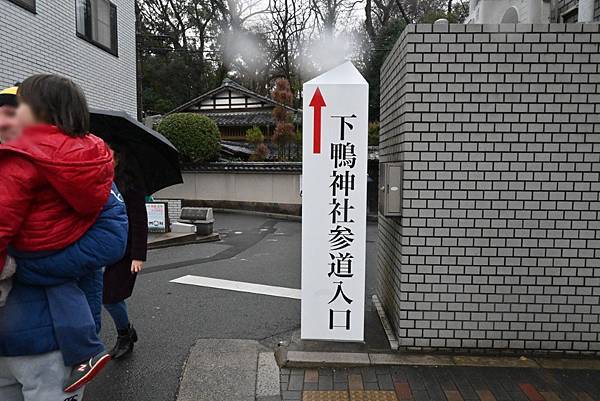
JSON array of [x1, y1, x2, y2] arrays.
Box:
[[371, 295, 399, 350], [256, 352, 282, 400], [214, 208, 302, 222], [277, 349, 600, 370], [214, 208, 379, 223], [147, 232, 221, 249]]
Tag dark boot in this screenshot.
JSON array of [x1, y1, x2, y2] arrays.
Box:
[[110, 324, 138, 360]]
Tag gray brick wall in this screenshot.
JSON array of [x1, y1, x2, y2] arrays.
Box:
[[0, 0, 137, 117], [379, 23, 600, 355]]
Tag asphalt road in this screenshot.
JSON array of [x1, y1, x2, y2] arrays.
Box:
[[84, 212, 379, 401]]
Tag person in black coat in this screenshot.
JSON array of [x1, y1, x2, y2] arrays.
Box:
[[103, 144, 148, 359]]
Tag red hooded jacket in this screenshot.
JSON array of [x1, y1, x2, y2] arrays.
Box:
[[0, 124, 114, 269]]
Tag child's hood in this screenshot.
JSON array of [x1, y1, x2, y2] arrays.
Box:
[[0, 124, 115, 215]]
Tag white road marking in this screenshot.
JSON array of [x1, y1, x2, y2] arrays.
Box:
[[170, 275, 301, 300]]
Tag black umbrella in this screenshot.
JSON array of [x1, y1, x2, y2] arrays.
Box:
[[89, 109, 183, 195]]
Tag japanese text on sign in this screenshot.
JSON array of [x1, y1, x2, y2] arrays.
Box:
[[301, 62, 368, 342]]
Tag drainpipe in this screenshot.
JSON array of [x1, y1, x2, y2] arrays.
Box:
[[578, 0, 595, 22], [528, 0, 542, 22]]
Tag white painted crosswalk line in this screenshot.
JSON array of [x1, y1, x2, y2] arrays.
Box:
[[170, 275, 301, 300]]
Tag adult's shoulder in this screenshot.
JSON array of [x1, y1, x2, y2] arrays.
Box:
[[0, 149, 40, 181]]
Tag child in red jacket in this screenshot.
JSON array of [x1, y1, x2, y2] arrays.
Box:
[[0, 75, 122, 393]]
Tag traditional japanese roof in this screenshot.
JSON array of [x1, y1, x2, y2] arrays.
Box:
[[201, 110, 301, 127], [166, 78, 300, 118], [203, 111, 274, 127], [181, 161, 302, 173], [220, 140, 254, 157]]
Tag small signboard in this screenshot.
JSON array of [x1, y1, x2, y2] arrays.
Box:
[[301, 62, 369, 342], [146, 202, 170, 233]]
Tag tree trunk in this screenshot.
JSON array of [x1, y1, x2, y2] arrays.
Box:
[[395, 0, 411, 25], [364, 0, 377, 42]]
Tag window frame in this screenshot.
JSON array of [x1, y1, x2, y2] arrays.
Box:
[[7, 0, 36, 13], [75, 0, 119, 57], [561, 6, 578, 22]]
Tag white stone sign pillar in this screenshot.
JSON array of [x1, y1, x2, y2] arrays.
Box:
[[301, 62, 369, 342]]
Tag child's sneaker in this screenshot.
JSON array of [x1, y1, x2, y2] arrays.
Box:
[[63, 351, 111, 393]]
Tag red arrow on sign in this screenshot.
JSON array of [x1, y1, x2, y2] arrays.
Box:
[[309, 87, 326, 154]]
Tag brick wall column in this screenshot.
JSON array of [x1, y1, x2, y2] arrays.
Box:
[[378, 23, 600, 355]]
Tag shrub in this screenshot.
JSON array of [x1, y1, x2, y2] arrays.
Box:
[[157, 113, 220, 163], [368, 121, 380, 147], [245, 126, 264, 145], [271, 78, 295, 160], [250, 143, 270, 161]]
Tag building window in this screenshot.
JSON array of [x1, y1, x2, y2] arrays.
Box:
[[501, 6, 519, 23], [7, 0, 36, 13], [561, 6, 578, 22], [76, 0, 118, 56]]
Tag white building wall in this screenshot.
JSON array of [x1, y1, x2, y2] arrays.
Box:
[[467, 0, 553, 23], [155, 172, 302, 206], [0, 0, 137, 117], [468, 0, 600, 23]]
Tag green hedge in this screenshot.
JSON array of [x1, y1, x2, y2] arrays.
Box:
[[157, 113, 221, 163], [368, 121, 379, 147]]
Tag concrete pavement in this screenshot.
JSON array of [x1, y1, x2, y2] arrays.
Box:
[[84, 213, 303, 400], [84, 212, 363, 401], [83, 212, 600, 401], [176, 339, 280, 401]]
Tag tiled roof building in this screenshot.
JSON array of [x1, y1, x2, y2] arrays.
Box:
[[167, 79, 301, 142]]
